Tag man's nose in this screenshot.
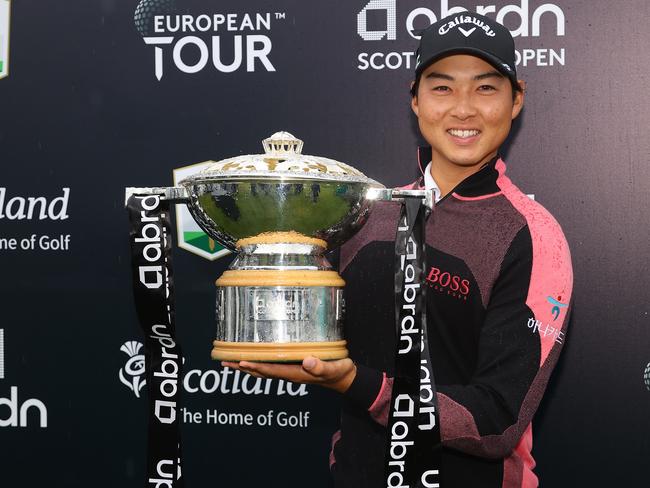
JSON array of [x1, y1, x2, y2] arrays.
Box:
[[450, 92, 478, 119]]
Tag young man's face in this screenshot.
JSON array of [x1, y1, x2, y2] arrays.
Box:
[[411, 54, 524, 170]]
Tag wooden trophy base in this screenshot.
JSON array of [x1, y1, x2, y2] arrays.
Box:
[[211, 340, 349, 363]]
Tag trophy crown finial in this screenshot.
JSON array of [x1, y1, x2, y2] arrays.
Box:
[[263, 131, 304, 156]]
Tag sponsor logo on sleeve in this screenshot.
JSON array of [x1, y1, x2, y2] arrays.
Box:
[[547, 295, 568, 321], [526, 317, 564, 344]]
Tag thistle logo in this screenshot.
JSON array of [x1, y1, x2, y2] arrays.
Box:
[[547, 296, 567, 321], [0, 0, 10, 79], [172, 162, 230, 261], [644, 363, 650, 392], [119, 341, 147, 398]]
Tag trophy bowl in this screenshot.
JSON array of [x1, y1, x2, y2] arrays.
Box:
[[177, 132, 385, 362], [181, 177, 378, 251]]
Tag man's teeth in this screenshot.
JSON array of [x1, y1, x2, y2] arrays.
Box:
[[448, 129, 480, 138]]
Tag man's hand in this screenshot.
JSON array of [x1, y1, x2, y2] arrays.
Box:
[[221, 357, 357, 394]]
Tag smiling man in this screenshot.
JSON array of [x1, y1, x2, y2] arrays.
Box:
[[225, 13, 573, 488]]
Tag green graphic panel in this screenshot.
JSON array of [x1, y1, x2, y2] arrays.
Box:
[[183, 231, 225, 255]]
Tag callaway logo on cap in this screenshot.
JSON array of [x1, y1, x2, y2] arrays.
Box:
[[439, 15, 497, 37], [414, 12, 517, 84]]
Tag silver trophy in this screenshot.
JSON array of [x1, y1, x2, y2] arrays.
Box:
[[126, 132, 432, 362]]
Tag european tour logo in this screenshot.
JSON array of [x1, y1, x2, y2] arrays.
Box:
[[134, 0, 287, 80]]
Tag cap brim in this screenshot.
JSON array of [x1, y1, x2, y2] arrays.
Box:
[[415, 47, 517, 85]]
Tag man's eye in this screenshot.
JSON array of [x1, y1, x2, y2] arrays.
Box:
[[432, 86, 450, 92], [478, 85, 496, 91]]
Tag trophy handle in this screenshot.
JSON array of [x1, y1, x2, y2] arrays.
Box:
[[365, 187, 437, 210], [124, 186, 190, 207]]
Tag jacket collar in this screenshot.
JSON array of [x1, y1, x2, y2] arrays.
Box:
[[415, 146, 502, 198]]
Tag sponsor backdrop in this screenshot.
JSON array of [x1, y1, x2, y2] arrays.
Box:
[[0, 0, 648, 486]]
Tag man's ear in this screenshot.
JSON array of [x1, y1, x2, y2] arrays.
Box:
[[410, 81, 419, 117], [511, 80, 526, 120]]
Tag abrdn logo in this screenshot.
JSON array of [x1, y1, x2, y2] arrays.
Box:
[[0, 329, 48, 428], [356, 1, 567, 71], [358, 0, 565, 41]]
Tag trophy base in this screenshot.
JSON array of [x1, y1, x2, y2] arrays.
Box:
[[211, 340, 348, 362]]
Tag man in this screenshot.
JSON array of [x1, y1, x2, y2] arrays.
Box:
[[224, 13, 573, 488]]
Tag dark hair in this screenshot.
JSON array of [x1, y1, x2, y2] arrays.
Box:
[[410, 74, 523, 100]]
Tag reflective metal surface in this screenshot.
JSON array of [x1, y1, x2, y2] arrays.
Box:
[[183, 131, 378, 184], [182, 179, 379, 251], [231, 243, 331, 271], [124, 132, 432, 357], [216, 286, 344, 343]]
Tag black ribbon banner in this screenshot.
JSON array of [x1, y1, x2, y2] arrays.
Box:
[[386, 197, 442, 488], [127, 194, 184, 488]]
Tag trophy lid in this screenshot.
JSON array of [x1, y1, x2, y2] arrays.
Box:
[[180, 131, 382, 186]]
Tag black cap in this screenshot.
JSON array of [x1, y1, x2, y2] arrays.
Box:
[[414, 13, 517, 86]]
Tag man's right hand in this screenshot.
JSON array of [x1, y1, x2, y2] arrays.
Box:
[[222, 356, 357, 394]]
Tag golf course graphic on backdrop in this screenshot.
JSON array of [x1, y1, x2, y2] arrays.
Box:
[[173, 162, 230, 261]]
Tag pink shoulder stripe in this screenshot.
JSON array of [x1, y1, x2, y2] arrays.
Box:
[[368, 375, 393, 426], [368, 372, 388, 413], [503, 424, 538, 487], [329, 430, 341, 468], [495, 159, 573, 365]]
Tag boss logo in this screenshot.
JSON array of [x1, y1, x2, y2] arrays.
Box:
[[426, 266, 470, 296]]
